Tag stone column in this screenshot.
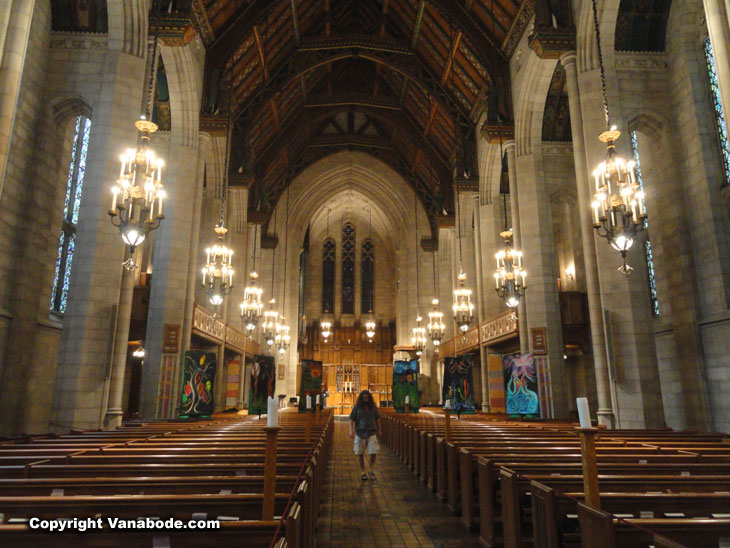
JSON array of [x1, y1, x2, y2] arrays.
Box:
[[705, 0, 730, 126], [560, 51, 614, 426], [51, 49, 147, 432], [104, 254, 136, 428], [504, 141, 529, 353], [141, 134, 200, 419], [0, 0, 35, 200], [514, 148, 567, 418], [472, 193, 489, 411], [180, 133, 209, 360], [225, 186, 249, 328]]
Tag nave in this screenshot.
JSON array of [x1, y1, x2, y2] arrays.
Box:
[[317, 419, 481, 548]]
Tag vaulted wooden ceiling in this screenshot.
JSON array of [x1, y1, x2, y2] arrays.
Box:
[[196, 0, 527, 231]]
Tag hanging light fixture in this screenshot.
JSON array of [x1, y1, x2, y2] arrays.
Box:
[[321, 207, 333, 343], [363, 208, 376, 342], [494, 144, 527, 308], [427, 251, 445, 347], [588, 0, 646, 275], [201, 63, 235, 312], [240, 225, 263, 333], [202, 224, 233, 311], [263, 299, 278, 347], [108, 5, 165, 271], [263, 206, 281, 350], [276, 188, 291, 355], [412, 315, 427, 356], [411, 193, 426, 355], [452, 191, 474, 332], [320, 312, 332, 342]]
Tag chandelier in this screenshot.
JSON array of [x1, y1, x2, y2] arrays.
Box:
[[202, 224, 233, 311], [109, 120, 165, 270], [275, 317, 290, 354], [201, 64, 235, 311], [108, 13, 165, 271], [240, 226, 263, 333], [591, 128, 645, 274], [365, 315, 376, 341], [276, 188, 291, 355], [428, 249, 444, 347], [364, 208, 376, 342], [588, 0, 646, 275], [453, 271, 474, 332], [412, 193, 427, 354], [495, 229, 526, 308], [428, 298, 445, 346], [412, 315, 426, 356], [452, 187, 474, 331], [263, 299, 278, 347], [320, 310, 333, 342]]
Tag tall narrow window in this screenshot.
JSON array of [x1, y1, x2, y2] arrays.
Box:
[[631, 130, 660, 317], [51, 115, 91, 313], [704, 37, 730, 187], [341, 222, 355, 314], [361, 239, 374, 313], [322, 238, 335, 313]]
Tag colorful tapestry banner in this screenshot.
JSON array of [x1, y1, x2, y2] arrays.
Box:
[[298, 359, 324, 412], [179, 351, 216, 417], [249, 355, 276, 415], [503, 353, 539, 416], [442, 354, 476, 411], [393, 359, 419, 412], [226, 359, 241, 409]]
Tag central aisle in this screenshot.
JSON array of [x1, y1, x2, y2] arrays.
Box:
[[316, 420, 482, 548]]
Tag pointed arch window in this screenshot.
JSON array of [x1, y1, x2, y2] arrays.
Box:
[[704, 36, 730, 187], [630, 130, 660, 317], [341, 222, 355, 314], [322, 238, 335, 313], [51, 115, 91, 313], [361, 239, 374, 313]]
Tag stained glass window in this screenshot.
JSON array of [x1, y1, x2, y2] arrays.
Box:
[[341, 222, 355, 315], [322, 238, 335, 313], [51, 115, 91, 313], [631, 130, 660, 317], [361, 239, 374, 313], [704, 37, 730, 187]]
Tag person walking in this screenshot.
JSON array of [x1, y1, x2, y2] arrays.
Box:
[[349, 389, 381, 481]]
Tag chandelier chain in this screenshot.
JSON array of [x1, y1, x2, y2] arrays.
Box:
[[282, 187, 289, 309], [219, 58, 234, 226], [252, 225, 258, 272], [414, 192, 420, 310], [369, 207, 373, 312], [271, 202, 277, 295], [591, 0, 610, 128], [145, 0, 162, 120]]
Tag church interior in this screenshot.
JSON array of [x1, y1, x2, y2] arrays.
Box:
[[1, 0, 730, 546]]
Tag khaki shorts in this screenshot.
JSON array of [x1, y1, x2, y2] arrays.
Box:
[[354, 434, 379, 455]]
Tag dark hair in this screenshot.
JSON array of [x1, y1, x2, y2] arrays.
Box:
[[355, 389, 374, 411]]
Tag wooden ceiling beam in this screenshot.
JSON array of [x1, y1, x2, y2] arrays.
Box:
[[253, 102, 451, 180], [325, 0, 332, 37], [424, 102, 438, 138], [270, 98, 280, 130], [289, 0, 300, 45], [440, 31, 462, 86], [411, 0, 426, 49], [379, 0, 390, 37], [253, 25, 269, 80]]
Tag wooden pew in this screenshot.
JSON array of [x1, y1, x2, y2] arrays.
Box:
[[577, 502, 730, 548]]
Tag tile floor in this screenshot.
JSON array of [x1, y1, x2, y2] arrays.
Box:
[[316, 421, 482, 547]]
